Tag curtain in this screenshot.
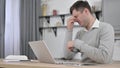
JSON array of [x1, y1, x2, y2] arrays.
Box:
[[0, 0, 5, 58], [5, 0, 20, 57], [20, 0, 41, 59]]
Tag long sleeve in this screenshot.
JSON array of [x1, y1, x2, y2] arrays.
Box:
[[63, 29, 76, 59], [74, 24, 114, 63]]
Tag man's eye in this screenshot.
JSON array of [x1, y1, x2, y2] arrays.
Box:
[[73, 16, 77, 18], [74, 16, 77, 18]]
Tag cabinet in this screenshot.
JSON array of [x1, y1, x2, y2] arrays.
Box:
[[39, 11, 101, 37], [39, 14, 79, 37]]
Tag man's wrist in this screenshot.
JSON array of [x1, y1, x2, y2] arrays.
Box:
[[73, 39, 84, 52], [71, 47, 80, 53]]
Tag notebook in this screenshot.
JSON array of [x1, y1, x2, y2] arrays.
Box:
[[29, 40, 80, 65]]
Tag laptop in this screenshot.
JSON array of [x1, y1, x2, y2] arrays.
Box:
[[28, 40, 81, 65]]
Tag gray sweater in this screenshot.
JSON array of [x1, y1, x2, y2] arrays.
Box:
[[63, 19, 114, 64]]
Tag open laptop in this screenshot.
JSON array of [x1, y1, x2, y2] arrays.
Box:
[[28, 40, 81, 65]]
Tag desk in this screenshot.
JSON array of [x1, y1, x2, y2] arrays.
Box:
[[0, 59, 120, 68]]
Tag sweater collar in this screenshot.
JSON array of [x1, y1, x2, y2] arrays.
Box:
[[83, 19, 100, 32]]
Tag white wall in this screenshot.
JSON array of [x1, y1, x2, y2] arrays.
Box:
[[41, 0, 102, 58], [102, 0, 120, 60], [102, 0, 120, 31], [42, 0, 102, 15]]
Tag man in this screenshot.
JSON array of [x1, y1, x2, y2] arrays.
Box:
[[63, 1, 114, 64]]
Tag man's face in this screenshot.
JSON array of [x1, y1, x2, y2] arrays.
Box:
[[72, 9, 89, 27]]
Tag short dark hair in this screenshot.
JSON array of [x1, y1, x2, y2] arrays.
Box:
[[70, 1, 92, 14]]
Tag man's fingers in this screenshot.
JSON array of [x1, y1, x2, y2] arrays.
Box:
[[68, 47, 74, 51]]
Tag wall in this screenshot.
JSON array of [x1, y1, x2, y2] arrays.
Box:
[[102, 0, 120, 60], [102, 0, 120, 31], [41, 0, 102, 58], [42, 0, 102, 15]]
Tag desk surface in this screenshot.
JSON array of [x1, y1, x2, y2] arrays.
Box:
[[0, 59, 120, 68]]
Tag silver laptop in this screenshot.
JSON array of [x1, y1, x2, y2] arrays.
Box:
[[29, 40, 80, 65]]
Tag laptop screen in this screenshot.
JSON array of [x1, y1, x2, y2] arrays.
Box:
[[29, 40, 56, 64]]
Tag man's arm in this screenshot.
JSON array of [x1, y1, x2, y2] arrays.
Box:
[[63, 16, 77, 59], [63, 29, 76, 59], [74, 24, 114, 63]]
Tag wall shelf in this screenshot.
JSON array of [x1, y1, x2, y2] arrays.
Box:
[[39, 11, 102, 37], [39, 14, 71, 25], [39, 11, 102, 25], [39, 14, 70, 18], [39, 25, 79, 37]]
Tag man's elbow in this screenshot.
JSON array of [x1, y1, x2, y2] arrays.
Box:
[[98, 55, 112, 64]]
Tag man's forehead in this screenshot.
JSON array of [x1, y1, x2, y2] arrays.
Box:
[[72, 9, 80, 16]]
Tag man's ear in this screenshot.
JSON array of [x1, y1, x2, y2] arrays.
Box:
[[83, 8, 89, 15]]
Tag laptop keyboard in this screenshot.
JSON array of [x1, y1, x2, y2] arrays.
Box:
[[55, 59, 81, 66]]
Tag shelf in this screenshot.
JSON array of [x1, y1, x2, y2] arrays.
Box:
[[39, 14, 71, 25], [39, 25, 79, 37], [39, 11, 101, 18], [39, 25, 79, 29], [39, 14, 70, 18], [38, 11, 102, 37], [39, 11, 102, 24]]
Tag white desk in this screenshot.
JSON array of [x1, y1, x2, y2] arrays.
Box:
[[0, 59, 120, 68]]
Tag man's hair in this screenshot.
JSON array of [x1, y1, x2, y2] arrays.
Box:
[[70, 0, 92, 14]]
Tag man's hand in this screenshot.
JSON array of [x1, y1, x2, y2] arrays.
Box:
[[67, 16, 77, 30], [67, 41, 74, 51]]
